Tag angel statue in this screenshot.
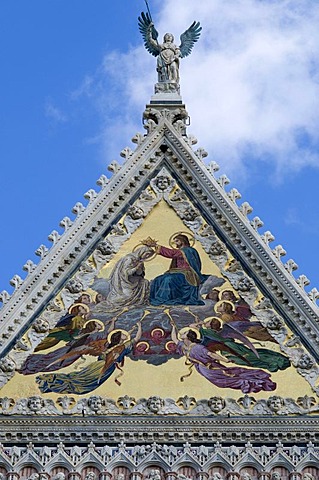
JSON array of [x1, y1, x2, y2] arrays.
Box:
[[138, 12, 201, 86]]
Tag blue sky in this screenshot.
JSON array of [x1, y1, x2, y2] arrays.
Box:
[[1, 0, 319, 302]]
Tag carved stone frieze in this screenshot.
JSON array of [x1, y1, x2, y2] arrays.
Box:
[[1, 394, 319, 416], [143, 107, 188, 127], [154, 81, 181, 94], [0, 357, 16, 388], [0, 441, 317, 477]]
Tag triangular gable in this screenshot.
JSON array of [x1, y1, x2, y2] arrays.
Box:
[[0, 95, 318, 412]]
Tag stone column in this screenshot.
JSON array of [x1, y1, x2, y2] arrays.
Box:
[[99, 473, 111, 480], [227, 473, 240, 480], [68, 472, 81, 480], [39, 473, 50, 480], [129, 472, 143, 480], [196, 472, 209, 480], [7, 472, 20, 480], [258, 472, 270, 480], [165, 473, 177, 480], [289, 473, 301, 480]]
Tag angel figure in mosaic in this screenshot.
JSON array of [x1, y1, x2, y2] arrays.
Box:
[[214, 299, 277, 343], [36, 321, 143, 395], [170, 322, 277, 393], [195, 316, 290, 372], [138, 12, 201, 84], [33, 302, 90, 352], [20, 318, 113, 375]]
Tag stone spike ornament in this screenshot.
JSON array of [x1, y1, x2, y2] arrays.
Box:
[[138, 11, 201, 91]]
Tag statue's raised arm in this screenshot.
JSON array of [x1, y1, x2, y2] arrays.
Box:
[[138, 11, 201, 87], [138, 12, 160, 57]]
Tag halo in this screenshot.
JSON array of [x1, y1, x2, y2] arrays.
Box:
[[107, 328, 130, 344], [177, 327, 200, 341], [203, 316, 223, 326], [68, 303, 90, 314], [78, 292, 92, 301], [165, 340, 177, 351], [132, 244, 157, 262], [82, 319, 105, 332], [135, 341, 150, 352], [169, 231, 195, 248], [214, 300, 235, 313], [151, 327, 165, 337], [218, 287, 239, 300], [94, 292, 105, 302]]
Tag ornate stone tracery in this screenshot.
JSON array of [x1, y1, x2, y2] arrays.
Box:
[[0, 442, 317, 479]]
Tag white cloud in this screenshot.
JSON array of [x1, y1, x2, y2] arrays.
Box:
[[73, 0, 319, 181], [284, 207, 303, 227], [155, 0, 319, 178], [70, 75, 94, 100], [70, 46, 155, 162], [45, 99, 67, 123]]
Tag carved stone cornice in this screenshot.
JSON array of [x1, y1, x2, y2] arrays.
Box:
[[1, 415, 319, 444]]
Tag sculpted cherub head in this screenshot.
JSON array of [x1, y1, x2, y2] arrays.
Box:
[[27, 396, 44, 414], [87, 395, 104, 413], [297, 354, 314, 370], [154, 175, 171, 191], [0, 357, 16, 373], [208, 396, 226, 413], [147, 396, 164, 413], [32, 318, 50, 334], [127, 205, 144, 220], [267, 396, 284, 413]]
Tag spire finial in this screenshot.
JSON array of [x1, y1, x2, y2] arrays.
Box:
[[138, 11, 201, 95]]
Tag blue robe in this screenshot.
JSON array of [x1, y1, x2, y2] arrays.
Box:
[[35, 343, 132, 395], [150, 247, 207, 306]]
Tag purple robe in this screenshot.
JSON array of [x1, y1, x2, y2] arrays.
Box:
[[19, 345, 80, 375], [177, 342, 276, 393]]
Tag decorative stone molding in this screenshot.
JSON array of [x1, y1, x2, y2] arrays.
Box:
[[1, 395, 319, 417], [0, 441, 317, 476], [0, 416, 319, 444]]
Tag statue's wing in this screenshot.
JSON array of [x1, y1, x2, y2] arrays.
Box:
[[179, 21, 202, 58], [138, 12, 160, 57]]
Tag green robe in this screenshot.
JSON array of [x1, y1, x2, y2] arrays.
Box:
[[201, 327, 290, 372]]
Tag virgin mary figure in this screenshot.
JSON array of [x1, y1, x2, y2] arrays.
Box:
[[95, 246, 154, 311]]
